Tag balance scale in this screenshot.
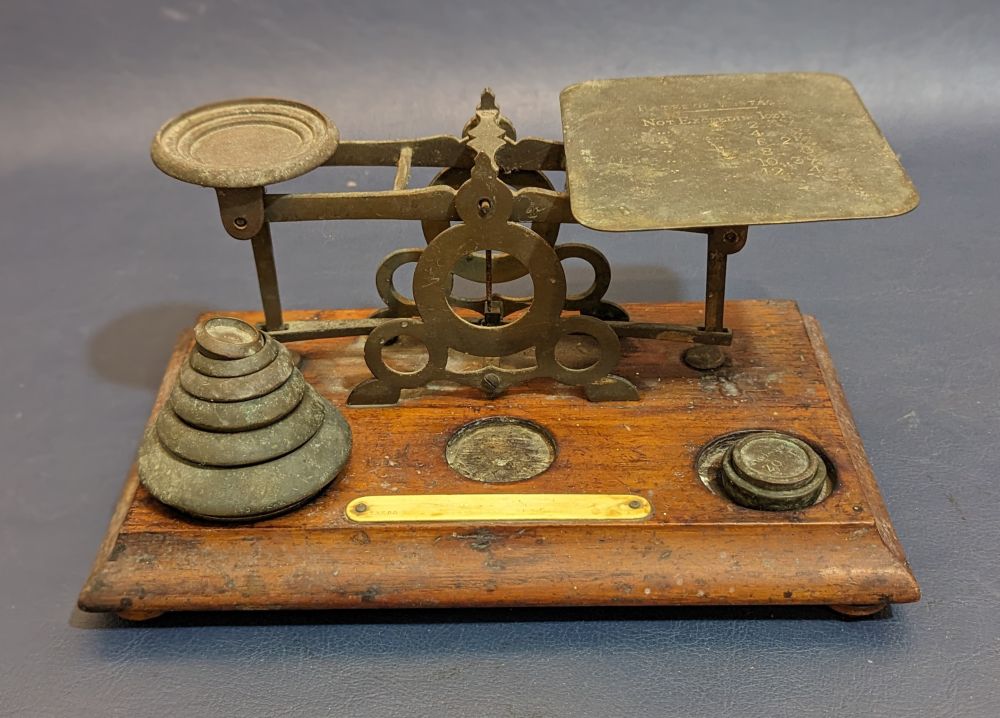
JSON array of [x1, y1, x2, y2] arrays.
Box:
[[78, 73, 920, 620]]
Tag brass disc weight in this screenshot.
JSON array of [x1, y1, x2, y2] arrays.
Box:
[[139, 407, 352, 521]]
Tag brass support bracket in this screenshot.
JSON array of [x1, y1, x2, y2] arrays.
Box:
[[266, 317, 731, 346], [216, 187, 284, 331], [703, 226, 747, 334], [345, 91, 638, 406], [250, 226, 284, 331], [216, 187, 265, 239]]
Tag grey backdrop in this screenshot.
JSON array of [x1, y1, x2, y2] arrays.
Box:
[[2, 1, 998, 716]]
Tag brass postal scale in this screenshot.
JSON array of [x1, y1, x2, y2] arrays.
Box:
[[79, 73, 920, 620]]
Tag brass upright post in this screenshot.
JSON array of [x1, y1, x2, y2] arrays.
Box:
[[250, 224, 284, 331], [703, 226, 747, 333], [213, 187, 283, 331]]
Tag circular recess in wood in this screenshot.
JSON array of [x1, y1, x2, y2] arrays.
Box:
[[445, 416, 556, 484], [696, 429, 835, 510]]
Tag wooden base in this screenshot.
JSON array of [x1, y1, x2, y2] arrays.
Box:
[[78, 301, 919, 619]]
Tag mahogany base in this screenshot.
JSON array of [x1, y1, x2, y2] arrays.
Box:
[[78, 301, 919, 619]]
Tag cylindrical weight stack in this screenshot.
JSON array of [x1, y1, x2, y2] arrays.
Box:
[[138, 317, 351, 521], [719, 431, 826, 511]]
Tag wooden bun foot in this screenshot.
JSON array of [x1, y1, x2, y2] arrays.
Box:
[[829, 603, 888, 618]]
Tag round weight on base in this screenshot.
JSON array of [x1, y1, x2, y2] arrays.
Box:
[[719, 431, 827, 511], [190, 333, 279, 377], [730, 432, 820, 490], [138, 404, 352, 521], [445, 416, 557, 483], [156, 387, 326, 466], [179, 346, 294, 402], [151, 98, 339, 188], [169, 371, 307, 432], [194, 317, 265, 359]]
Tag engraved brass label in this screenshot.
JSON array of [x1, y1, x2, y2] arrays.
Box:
[[560, 73, 919, 231], [345, 494, 652, 523]]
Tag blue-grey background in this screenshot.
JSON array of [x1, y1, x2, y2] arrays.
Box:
[[1, 1, 997, 715]]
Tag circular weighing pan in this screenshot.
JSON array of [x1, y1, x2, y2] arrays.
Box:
[[151, 98, 339, 188]]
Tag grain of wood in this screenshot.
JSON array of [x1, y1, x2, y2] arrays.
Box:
[[78, 301, 919, 617]]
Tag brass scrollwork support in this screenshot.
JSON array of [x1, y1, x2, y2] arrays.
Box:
[[348, 94, 638, 405]]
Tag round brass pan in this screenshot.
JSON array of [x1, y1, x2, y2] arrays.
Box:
[[151, 98, 338, 188]]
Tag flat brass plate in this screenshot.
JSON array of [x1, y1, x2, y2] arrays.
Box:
[[345, 494, 652, 523], [151, 98, 339, 188], [560, 73, 918, 231]]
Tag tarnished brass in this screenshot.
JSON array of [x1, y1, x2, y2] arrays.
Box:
[[179, 346, 294, 401], [215, 187, 265, 240], [170, 371, 306, 432], [347, 92, 637, 405], [139, 409, 349, 521], [151, 98, 339, 188], [138, 317, 351, 521], [147, 87, 759, 366], [721, 431, 828, 510], [374, 242, 627, 322], [421, 167, 560, 283], [560, 73, 918, 231], [148, 75, 919, 406], [696, 430, 831, 511], [345, 494, 653, 523], [189, 332, 280, 377], [373, 248, 452, 319], [194, 316, 265, 358], [156, 388, 327, 466], [445, 417, 557, 483]]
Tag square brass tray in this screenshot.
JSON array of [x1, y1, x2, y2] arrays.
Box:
[[560, 73, 919, 231]]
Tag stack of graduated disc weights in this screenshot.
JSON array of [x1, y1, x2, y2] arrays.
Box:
[[138, 317, 351, 520]]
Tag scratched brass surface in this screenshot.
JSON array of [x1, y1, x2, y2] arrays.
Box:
[[560, 73, 919, 231]]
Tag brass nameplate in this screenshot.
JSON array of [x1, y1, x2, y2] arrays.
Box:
[[560, 73, 919, 231], [345, 494, 652, 523]]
